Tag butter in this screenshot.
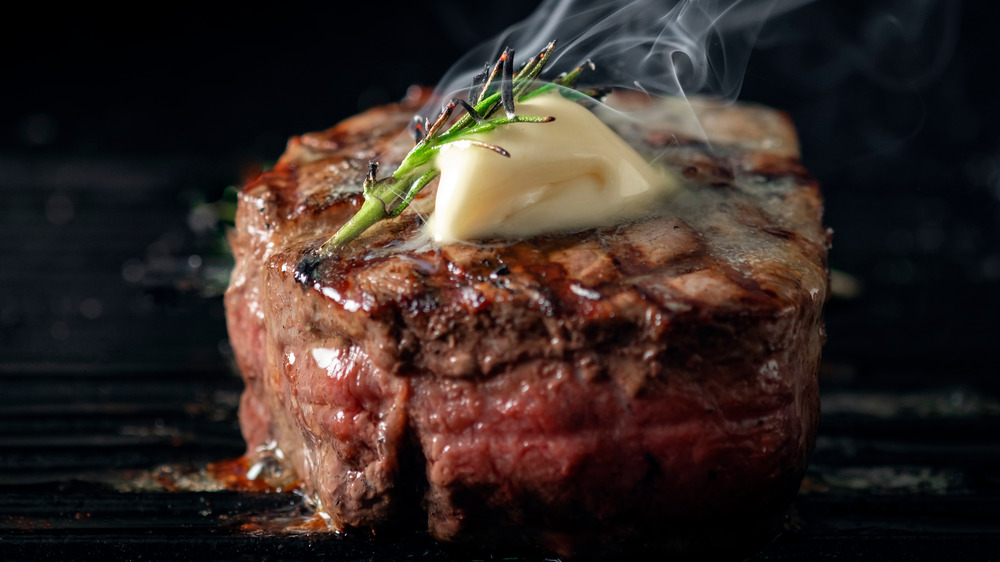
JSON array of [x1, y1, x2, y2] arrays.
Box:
[[426, 92, 678, 242]]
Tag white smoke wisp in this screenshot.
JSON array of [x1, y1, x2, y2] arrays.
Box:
[[430, 0, 813, 108], [419, 0, 959, 155]]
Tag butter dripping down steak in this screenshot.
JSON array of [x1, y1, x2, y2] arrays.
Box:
[[225, 89, 829, 558]]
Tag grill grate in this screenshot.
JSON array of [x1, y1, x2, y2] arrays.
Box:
[[1, 153, 998, 559]]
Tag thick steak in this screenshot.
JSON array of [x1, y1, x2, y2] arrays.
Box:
[[224, 88, 829, 558]]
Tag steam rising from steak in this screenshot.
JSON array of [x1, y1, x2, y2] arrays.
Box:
[[432, 0, 808, 116], [434, 0, 953, 102], [224, 89, 829, 558]]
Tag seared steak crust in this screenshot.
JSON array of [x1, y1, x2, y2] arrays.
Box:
[[225, 88, 829, 557]]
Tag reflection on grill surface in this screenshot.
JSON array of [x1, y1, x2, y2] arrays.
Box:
[[1, 155, 998, 559]]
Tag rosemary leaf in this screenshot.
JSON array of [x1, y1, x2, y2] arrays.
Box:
[[320, 40, 591, 250]]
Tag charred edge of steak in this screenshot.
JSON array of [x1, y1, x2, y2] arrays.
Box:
[[295, 248, 323, 288]]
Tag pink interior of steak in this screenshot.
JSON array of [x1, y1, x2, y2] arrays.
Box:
[[224, 88, 829, 557]]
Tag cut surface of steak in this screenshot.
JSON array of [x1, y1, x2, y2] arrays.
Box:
[[224, 88, 830, 558]]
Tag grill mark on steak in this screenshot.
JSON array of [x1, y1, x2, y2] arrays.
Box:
[[225, 89, 828, 558]]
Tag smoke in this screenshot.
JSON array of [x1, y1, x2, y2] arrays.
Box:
[[428, 0, 957, 111], [432, 0, 812, 106]]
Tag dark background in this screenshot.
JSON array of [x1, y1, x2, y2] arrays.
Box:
[[2, 1, 999, 559], [3, 0, 997, 374]]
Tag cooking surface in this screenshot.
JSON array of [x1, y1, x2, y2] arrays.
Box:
[[3, 148, 998, 562], [4, 1, 1000, 559]]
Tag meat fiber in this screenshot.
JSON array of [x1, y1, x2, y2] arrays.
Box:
[[224, 88, 829, 559]]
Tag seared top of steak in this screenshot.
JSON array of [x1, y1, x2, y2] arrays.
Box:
[[230, 88, 829, 384]]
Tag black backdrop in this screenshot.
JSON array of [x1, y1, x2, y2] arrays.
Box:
[[2, 1, 999, 559], [5, 0, 998, 375]]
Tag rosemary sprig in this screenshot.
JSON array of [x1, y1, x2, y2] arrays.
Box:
[[319, 40, 591, 251]]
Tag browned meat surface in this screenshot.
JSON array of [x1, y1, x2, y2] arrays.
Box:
[[225, 87, 830, 558]]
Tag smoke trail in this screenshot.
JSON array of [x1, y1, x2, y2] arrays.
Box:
[[432, 0, 814, 105]]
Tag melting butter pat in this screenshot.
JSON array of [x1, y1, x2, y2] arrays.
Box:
[[427, 92, 678, 242]]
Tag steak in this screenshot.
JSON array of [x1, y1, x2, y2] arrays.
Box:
[[224, 88, 830, 558]]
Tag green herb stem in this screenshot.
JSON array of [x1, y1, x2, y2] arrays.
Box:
[[320, 40, 584, 250]]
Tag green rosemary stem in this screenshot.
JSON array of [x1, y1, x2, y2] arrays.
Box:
[[445, 90, 502, 136], [391, 168, 440, 214], [393, 147, 433, 178], [318, 40, 582, 251], [324, 193, 389, 248], [320, 165, 442, 252], [322, 112, 554, 251], [444, 42, 555, 137]]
